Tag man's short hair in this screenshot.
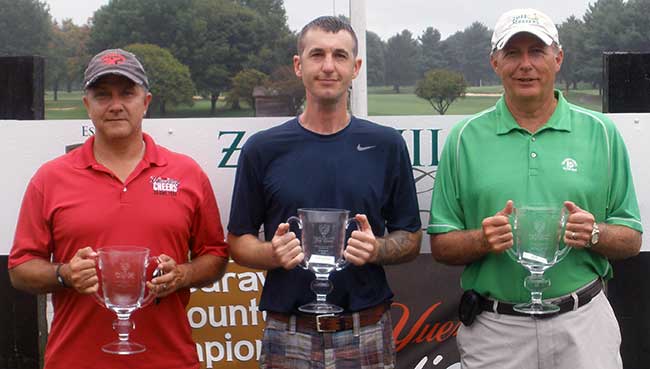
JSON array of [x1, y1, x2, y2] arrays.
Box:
[[490, 41, 562, 58], [297, 16, 358, 57]]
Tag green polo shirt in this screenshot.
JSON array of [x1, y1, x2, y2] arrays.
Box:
[[428, 90, 643, 303]]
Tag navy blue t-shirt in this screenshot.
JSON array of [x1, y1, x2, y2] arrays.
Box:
[[228, 116, 421, 313]]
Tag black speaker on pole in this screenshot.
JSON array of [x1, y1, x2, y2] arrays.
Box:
[[602, 52, 650, 113], [609, 255, 650, 369], [0, 56, 45, 120], [602, 51, 650, 369], [0, 56, 46, 369]]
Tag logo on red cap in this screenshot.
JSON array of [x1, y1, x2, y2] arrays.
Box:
[[101, 53, 127, 65]]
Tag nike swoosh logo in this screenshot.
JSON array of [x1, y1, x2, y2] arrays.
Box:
[[356, 144, 376, 152]]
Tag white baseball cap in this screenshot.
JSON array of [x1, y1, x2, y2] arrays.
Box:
[[491, 8, 560, 51]]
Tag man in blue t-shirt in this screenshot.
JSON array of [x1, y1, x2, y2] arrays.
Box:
[[228, 16, 422, 369]]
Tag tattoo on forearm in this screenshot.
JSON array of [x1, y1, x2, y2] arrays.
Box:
[[377, 230, 422, 265]]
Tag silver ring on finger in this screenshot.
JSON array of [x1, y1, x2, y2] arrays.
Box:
[[570, 232, 577, 240]]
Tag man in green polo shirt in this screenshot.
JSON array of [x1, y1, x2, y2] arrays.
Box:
[[428, 8, 642, 369]]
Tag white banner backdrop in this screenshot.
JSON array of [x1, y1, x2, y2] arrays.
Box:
[[1, 115, 648, 369], [1, 114, 648, 255]]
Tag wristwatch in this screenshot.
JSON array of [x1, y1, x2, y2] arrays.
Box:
[[587, 223, 600, 248], [55, 263, 69, 288]]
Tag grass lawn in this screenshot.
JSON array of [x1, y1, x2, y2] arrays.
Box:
[[154, 100, 254, 118], [563, 90, 601, 111], [45, 91, 89, 120], [368, 85, 602, 115], [44, 91, 255, 120], [467, 85, 506, 94], [45, 86, 602, 119], [368, 93, 499, 115]]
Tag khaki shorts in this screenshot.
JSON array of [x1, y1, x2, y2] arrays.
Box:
[[457, 291, 622, 369]]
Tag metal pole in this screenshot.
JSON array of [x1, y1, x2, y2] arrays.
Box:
[[349, 0, 368, 117]]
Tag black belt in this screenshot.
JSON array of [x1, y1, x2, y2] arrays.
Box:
[[268, 303, 389, 333], [480, 278, 603, 319]]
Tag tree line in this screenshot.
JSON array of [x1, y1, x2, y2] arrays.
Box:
[[0, 0, 297, 115], [1, 0, 649, 115], [369, 0, 650, 93]]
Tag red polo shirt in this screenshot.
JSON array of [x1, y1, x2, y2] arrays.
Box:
[[9, 133, 228, 369]]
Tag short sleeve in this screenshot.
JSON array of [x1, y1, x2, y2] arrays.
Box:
[[9, 177, 53, 268], [227, 138, 265, 236], [428, 126, 466, 234], [190, 173, 229, 258], [384, 132, 421, 233], [604, 122, 643, 232]]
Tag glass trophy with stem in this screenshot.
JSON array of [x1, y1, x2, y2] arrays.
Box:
[[94, 245, 158, 354], [288, 208, 358, 314], [507, 206, 570, 314]]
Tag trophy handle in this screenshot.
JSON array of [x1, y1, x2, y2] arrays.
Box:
[[92, 290, 105, 307], [336, 217, 360, 271], [286, 216, 305, 269], [556, 208, 571, 263], [505, 212, 518, 261], [92, 252, 106, 307], [140, 256, 161, 308]]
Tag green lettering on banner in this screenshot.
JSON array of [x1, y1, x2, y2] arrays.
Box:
[[219, 128, 439, 169], [397, 128, 441, 167], [411, 130, 422, 167], [429, 128, 440, 166], [218, 131, 246, 168]]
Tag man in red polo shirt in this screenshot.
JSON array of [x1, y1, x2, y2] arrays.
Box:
[[8, 49, 229, 369]]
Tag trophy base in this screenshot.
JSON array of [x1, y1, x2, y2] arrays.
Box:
[[298, 302, 344, 314], [101, 341, 146, 355], [513, 302, 560, 315]]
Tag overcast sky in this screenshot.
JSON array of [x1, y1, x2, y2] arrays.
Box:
[[46, 0, 594, 40]]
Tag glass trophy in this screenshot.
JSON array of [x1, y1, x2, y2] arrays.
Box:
[[287, 208, 358, 314], [507, 206, 570, 314], [94, 246, 157, 354]]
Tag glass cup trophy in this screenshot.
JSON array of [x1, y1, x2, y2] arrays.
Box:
[[506, 206, 570, 314], [93, 246, 158, 354], [287, 208, 358, 314]]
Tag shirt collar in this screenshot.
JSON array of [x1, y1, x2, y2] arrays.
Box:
[[72, 132, 167, 169], [495, 89, 572, 135]]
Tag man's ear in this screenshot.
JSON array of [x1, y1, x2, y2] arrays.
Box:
[[490, 53, 499, 74], [293, 55, 302, 78], [352, 57, 362, 79], [82, 94, 91, 118], [554, 48, 564, 72], [144, 91, 153, 109]]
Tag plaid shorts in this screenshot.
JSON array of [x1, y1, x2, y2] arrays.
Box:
[[260, 310, 396, 369]]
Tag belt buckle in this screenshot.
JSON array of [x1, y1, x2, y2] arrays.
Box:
[[316, 314, 337, 333]]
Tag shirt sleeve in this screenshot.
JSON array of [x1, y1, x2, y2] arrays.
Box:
[[384, 132, 421, 233], [604, 121, 643, 232], [189, 173, 229, 258], [428, 125, 466, 234], [227, 137, 265, 236], [9, 176, 53, 268]]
